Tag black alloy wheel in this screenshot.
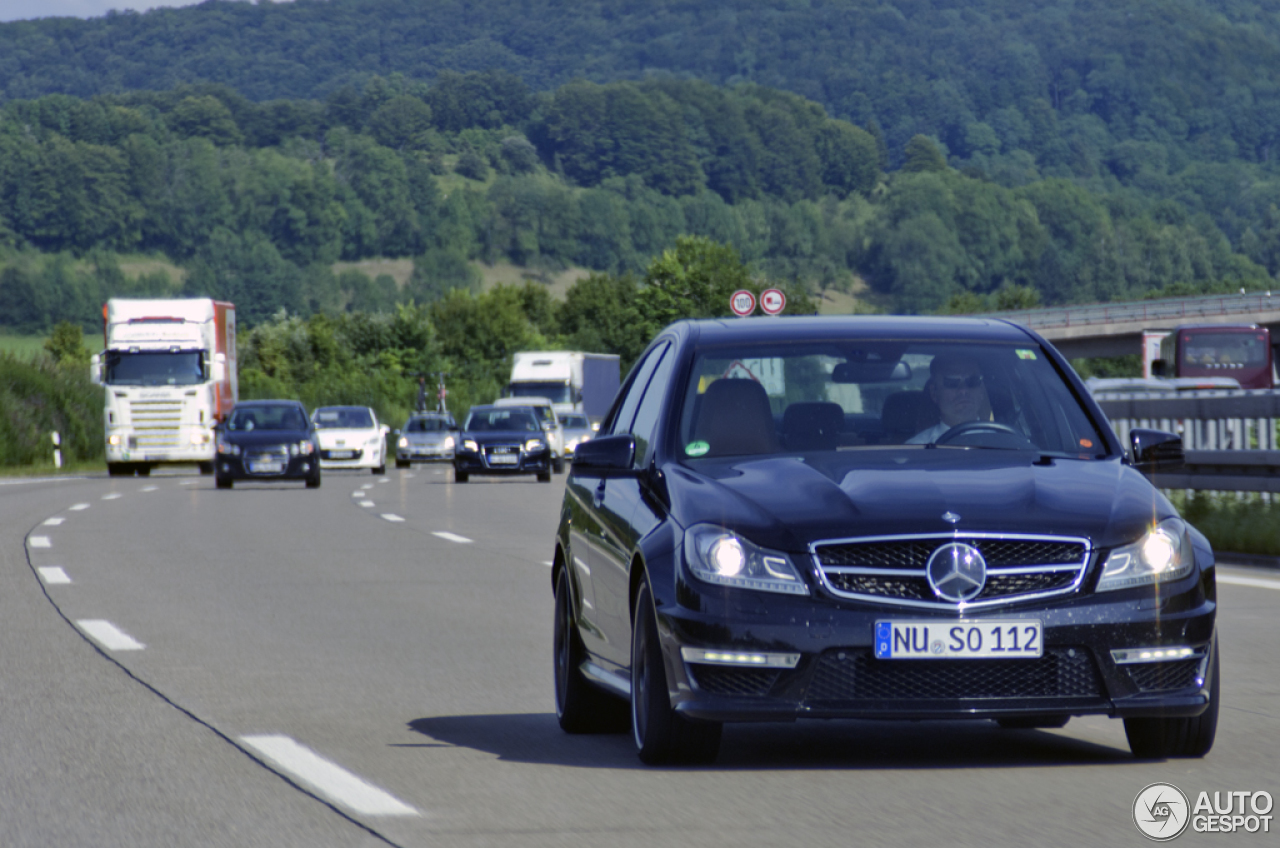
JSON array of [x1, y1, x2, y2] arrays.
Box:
[[1124, 638, 1220, 758], [554, 568, 627, 733], [631, 577, 722, 765]]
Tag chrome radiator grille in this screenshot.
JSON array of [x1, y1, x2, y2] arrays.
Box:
[[813, 533, 1091, 610], [129, 399, 184, 448]]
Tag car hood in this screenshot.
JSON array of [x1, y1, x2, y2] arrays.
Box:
[[463, 430, 544, 444], [316, 428, 380, 445], [666, 449, 1174, 553], [222, 429, 311, 446]]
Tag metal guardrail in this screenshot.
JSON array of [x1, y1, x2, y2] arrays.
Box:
[[981, 291, 1280, 331], [1095, 390, 1280, 491]]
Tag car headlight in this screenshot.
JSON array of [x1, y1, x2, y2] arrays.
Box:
[[684, 525, 809, 596], [298, 441, 314, 455], [444, 436, 455, 449], [463, 439, 479, 452], [398, 436, 408, 448], [216, 440, 241, 456], [1097, 518, 1194, 592], [525, 438, 545, 452]]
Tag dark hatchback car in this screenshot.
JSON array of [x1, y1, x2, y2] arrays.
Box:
[[553, 316, 1218, 764], [214, 400, 321, 489], [453, 405, 553, 483]]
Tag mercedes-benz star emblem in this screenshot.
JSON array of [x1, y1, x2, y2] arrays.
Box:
[[926, 542, 987, 603], [942, 511, 961, 524]]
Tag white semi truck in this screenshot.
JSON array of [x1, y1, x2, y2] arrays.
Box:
[[506, 351, 621, 422], [91, 298, 237, 476]]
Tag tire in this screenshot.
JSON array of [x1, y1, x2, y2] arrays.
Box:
[[305, 471, 321, 489], [136, 465, 151, 476], [631, 577, 722, 765], [372, 465, 384, 475], [538, 471, 552, 483], [455, 470, 468, 483], [553, 456, 565, 475], [1124, 640, 1220, 758], [396, 459, 410, 469], [554, 568, 628, 733], [215, 475, 233, 489], [997, 716, 1070, 730], [107, 463, 128, 477], [198, 462, 214, 475]]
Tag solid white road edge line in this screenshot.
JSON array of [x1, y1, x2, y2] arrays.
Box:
[[239, 735, 418, 817], [29, 536, 51, 548], [38, 567, 71, 584], [76, 620, 145, 650], [1219, 574, 1280, 591], [433, 531, 472, 544]]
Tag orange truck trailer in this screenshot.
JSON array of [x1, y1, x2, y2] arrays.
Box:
[[91, 298, 237, 476]]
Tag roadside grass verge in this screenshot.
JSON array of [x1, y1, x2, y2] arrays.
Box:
[[0, 352, 103, 468]]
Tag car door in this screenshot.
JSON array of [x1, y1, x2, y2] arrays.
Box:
[[588, 341, 676, 668]]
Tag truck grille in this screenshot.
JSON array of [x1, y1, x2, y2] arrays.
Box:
[[129, 399, 184, 448], [813, 534, 1090, 610], [805, 648, 1102, 703]]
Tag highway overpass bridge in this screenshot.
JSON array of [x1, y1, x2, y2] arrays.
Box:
[[978, 291, 1280, 359]]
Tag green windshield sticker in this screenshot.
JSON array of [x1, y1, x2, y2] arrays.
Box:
[[685, 440, 710, 457], [1016, 349, 1037, 360]]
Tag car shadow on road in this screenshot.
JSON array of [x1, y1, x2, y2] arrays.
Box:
[[406, 713, 1135, 770]]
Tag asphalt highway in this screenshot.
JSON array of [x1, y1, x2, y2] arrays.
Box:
[[2, 467, 1277, 847]]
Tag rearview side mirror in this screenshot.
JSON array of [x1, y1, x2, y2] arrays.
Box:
[[1129, 428, 1184, 474], [572, 434, 635, 473]]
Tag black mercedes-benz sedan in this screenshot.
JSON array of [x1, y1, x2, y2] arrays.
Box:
[[214, 400, 321, 489], [453, 405, 553, 483], [553, 316, 1218, 765]]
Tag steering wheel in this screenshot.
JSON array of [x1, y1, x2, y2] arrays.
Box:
[[934, 421, 1022, 445]]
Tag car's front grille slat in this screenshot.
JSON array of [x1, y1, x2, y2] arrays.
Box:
[[813, 534, 1090, 610]]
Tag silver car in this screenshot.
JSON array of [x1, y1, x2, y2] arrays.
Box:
[[558, 411, 596, 457], [395, 413, 458, 468]]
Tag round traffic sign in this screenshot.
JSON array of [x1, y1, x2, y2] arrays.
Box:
[[730, 289, 757, 317], [760, 288, 786, 315]]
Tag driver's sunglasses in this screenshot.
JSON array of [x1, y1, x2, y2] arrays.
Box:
[[940, 374, 984, 390]]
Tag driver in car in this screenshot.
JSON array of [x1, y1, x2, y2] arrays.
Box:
[[908, 354, 993, 444]]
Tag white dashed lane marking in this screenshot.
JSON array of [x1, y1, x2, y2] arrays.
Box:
[[102, 493, 122, 500], [42, 517, 65, 526], [29, 536, 51, 548], [239, 735, 418, 817], [38, 567, 71, 585], [360, 501, 375, 508], [381, 514, 405, 523], [433, 532, 472, 544], [70, 503, 90, 511], [141, 486, 158, 492], [76, 620, 145, 651], [542, 561, 554, 568]]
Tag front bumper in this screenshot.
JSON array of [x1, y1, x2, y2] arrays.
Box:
[[216, 454, 317, 480], [318, 445, 383, 469], [397, 444, 455, 463], [454, 448, 551, 475], [657, 569, 1217, 724]]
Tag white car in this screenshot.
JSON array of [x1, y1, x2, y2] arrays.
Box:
[[311, 405, 389, 474]]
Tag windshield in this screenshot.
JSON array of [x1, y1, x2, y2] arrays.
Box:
[[465, 409, 540, 433], [104, 351, 204, 386], [675, 341, 1107, 459], [405, 417, 451, 433], [560, 413, 591, 429], [313, 408, 375, 429], [510, 382, 572, 404], [227, 405, 307, 432]]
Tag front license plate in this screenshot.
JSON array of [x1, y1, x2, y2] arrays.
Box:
[[329, 450, 356, 459], [489, 454, 518, 465], [249, 461, 283, 473], [874, 619, 1043, 659]]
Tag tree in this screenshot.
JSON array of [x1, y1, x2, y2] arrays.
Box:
[[902, 135, 948, 173], [637, 235, 753, 330], [44, 321, 91, 366]]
